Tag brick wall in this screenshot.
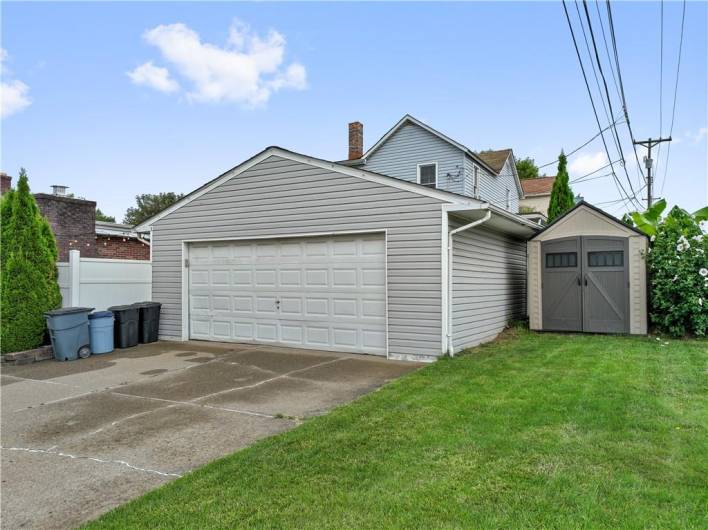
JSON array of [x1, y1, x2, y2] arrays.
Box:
[[34, 194, 97, 261], [1, 173, 11, 195], [96, 236, 150, 260]]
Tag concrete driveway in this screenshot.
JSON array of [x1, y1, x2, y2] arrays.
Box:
[[1, 341, 421, 529]]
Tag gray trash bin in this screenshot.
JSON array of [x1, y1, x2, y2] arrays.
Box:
[[44, 307, 94, 361]]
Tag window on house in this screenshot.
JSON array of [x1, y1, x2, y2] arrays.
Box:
[[473, 166, 479, 197], [417, 163, 437, 188], [505, 188, 511, 209]]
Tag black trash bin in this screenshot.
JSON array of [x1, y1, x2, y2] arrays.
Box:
[[133, 302, 162, 344], [107, 305, 139, 348]]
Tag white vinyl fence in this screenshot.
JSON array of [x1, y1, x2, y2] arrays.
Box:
[[57, 250, 152, 310]]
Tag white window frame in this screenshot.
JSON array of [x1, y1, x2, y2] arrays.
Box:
[[417, 162, 438, 189]]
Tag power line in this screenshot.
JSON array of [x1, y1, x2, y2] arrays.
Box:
[[536, 116, 624, 170], [562, 0, 642, 208], [656, 0, 665, 177], [660, 0, 687, 195], [605, 0, 647, 183], [574, 1, 623, 157], [582, 0, 641, 202]]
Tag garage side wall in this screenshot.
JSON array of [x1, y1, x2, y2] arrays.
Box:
[[451, 220, 527, 352], [151, 155, 447, 359]]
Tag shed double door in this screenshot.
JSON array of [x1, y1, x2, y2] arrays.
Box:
[[541, 236, 628, 333]]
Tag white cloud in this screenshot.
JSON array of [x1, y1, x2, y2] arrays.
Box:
[[128, 61, 180, 93], [568, 151, 609, 177], [1, 49, 32, 118], [132, 19, 307, 106], [689, 127, 707, 144]]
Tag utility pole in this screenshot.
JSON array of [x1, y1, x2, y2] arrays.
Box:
[[633, 137, 672, 208]]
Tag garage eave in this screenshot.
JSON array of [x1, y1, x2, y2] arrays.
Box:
[[445, 203, 540, 239]]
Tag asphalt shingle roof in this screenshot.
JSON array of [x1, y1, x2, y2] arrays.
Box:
[[521, 176, 556, 196]]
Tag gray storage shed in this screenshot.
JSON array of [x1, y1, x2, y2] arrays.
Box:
[[527, 202, 648, 335]]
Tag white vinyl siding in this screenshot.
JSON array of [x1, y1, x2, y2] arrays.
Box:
[[152, 155, 447, 359], [365, 122, 466, 195], [450, 219, 527, 351]]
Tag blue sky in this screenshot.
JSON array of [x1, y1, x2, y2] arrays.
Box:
[[2, 1, 706, 221]]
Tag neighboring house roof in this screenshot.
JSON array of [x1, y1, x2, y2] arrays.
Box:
[[477, 149, 513, 174], [521, 176, 556, 197], [135, 146, 539, 236], [96, 221, 150, 242], [529, 200, 648, 240]]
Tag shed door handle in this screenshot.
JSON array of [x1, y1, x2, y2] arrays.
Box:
[[577, 275, 581, 286]]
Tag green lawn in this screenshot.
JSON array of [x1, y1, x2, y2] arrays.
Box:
[[87, 329, 707, 529]]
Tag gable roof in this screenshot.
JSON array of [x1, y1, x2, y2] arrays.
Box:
[[477, 149, 513, 174], [134, 146, 483, 231], [360, 114, 499, 175], [529, 200, 648, 240], [521, 176, 556, 196]]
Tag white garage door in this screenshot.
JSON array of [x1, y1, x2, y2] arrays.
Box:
[[188, 233, 387, 355]]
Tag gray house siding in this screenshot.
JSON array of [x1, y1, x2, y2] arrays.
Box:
[[464, 154, 520, 213], [450, 218, 527, 351], [365, 122, 466, 195], [151, 155, 447, 359]]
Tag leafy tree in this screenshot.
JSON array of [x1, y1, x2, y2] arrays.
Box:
[[547, 152, 575, 222], [1, 169, 62, 353], [95, 208, 116, 223], [516, 157, 540, 180], [123, 192, 184, 226]]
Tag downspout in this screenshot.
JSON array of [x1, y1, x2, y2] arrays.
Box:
[[447, 209, 492, 356]]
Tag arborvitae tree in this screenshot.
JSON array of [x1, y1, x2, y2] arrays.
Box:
[[547, 152, 575, 222], [1, 169, 62, 353]]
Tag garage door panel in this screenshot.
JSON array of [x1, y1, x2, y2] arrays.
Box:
[[188, 234, 386, 355]]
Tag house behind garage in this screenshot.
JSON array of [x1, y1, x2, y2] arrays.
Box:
[[137, 117, 539, 361]]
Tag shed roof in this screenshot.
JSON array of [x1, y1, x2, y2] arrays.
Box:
[[530, 201, 648, 241]]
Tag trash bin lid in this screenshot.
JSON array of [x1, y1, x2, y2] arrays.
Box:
[[133, 301, 162, 308], [89, 311, 114, 319], [44, 307, 94, 317], [107, 305, 138, 311]]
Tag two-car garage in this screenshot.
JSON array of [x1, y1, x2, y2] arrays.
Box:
[[187, 233, 387, 355], [139, 147, 538, 361]]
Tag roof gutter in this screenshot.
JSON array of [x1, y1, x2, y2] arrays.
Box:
[[446, 208, 492, 356]]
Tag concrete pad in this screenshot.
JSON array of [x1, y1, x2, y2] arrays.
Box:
[[0, 376, 86, 412], [2, 392, 167, 448], [295, 357, 421, 386], [1, 447, 170, 530], [220, 347, 339, 374], [113, 361, 275, 401], [201, 375, 361, 417], [0, 340, 421, 529], [59, 403, 297, 474]]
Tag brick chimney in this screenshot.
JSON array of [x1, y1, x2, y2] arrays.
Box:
[[34, 193, 97, 261], [348, 121, 363, 160], [0, 172, 11, 195]]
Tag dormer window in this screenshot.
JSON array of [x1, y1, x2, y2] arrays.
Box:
[[417, 163, 437, 188]]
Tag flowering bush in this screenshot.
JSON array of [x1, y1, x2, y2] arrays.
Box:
[[647, 207, 708, 337]]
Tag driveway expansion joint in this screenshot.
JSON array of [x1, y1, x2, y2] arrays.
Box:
[[2, 446, 182, 478]]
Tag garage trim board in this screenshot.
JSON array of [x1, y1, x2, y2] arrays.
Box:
[[180, 230, 389, 357]]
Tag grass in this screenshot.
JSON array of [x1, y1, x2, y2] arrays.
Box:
[[86, 329, 707, 529]]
